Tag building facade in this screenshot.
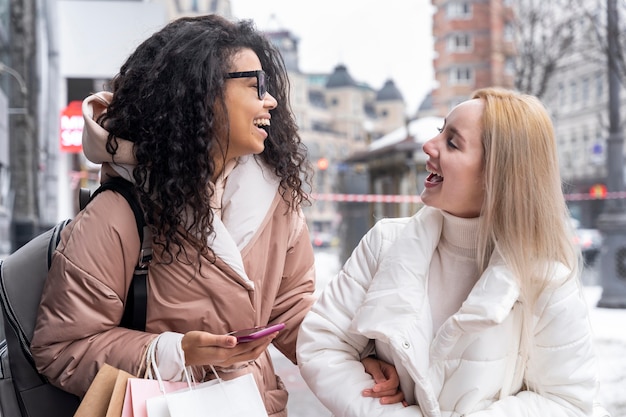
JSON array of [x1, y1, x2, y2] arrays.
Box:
[[2, 0, 408, 253], [430, 0, 626, 229], [541, 2, 626, 229], [430, 0, 516, 116], [263, 28, 408, 240]]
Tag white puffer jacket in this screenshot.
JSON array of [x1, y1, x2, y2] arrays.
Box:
[[297, 206, 597, 417]]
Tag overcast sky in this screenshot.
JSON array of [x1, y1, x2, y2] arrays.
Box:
[[230, 0, 436, 115]]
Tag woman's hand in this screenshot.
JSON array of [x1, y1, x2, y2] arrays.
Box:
[[181, 330, 277, 367], [361, 356, 407, 406]]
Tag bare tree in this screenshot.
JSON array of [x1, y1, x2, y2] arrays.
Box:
[[512, 0, 579, 98], [576, 0, 626, 82]]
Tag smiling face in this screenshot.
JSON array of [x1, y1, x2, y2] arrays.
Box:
[[220, 48, 278, 164], [421, 98, 485, 218]]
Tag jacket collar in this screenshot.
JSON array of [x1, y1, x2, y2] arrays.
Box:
[[351, 207, 520, 343], [208, 155, 280, 286]]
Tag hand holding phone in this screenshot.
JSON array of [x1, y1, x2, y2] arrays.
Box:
[[229, 323, 285, 343]]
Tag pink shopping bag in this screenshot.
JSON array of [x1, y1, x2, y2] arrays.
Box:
[[121, 378, 188, 417]]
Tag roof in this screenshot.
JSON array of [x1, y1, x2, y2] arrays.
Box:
[[325, 64, 357, 88], [376, 79, 404, 102], [369, 116, 444, 151], [345, 116, 444, 163]]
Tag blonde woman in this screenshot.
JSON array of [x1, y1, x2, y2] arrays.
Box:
[[297, 88, 599, 416]]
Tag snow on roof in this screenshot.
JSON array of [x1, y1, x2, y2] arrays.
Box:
[[370, 116, 444, 152]]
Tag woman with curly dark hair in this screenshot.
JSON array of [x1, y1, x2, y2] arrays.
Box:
[[31, 14, 401, 415]]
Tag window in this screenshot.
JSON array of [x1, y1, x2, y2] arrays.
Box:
[[504, 57, 515, 75], [581, 76, 589, 104], [582, 128, 590, 163], [571, 133, 579, 166], [504, 22, 514, 41], [447, 33, 472, 52], [596, 71, 604, 100], [448, 67, 473, 84], [446, 1, 472, 19], [563, 150, 572, 170], [570, 80, 577, 104]]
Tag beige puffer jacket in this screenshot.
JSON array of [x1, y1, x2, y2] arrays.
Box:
[[31, 93, 316, 417]]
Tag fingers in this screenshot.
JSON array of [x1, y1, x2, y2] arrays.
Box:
[[182, 330, 277, 367], [183, 330, 237, 349], [226, 333, 276, 364], [360, 357, 406, 405], [361, 388, 406, 405], [370, 369, 399, 395], [379, 391, 406, 406]]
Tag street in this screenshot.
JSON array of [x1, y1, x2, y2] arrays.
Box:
[[271, 250, 626, 417]]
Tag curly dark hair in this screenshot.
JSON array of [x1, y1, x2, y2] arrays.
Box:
[[98, 14, 311, 263]]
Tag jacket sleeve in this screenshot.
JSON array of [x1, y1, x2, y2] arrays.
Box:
[[468, 278, 597, 417], [270, 209, 317, 364], [297, 220, 423, 417], [31, 191, 157, 397]]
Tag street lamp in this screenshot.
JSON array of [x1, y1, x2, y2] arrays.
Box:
[[596, 0, 626, 308], [0, 62, 28, 116], [0, 62, 28, 95]]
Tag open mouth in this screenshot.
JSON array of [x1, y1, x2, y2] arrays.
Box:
[[254, 118, 270, 131], [426, 172, 444, 184]]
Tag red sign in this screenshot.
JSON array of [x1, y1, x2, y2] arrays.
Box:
[[589, 183, 607, 199], [60, 101, 84, 153]]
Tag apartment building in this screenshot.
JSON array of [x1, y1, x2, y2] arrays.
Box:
[[540, 3, 626, 228], [430, 0, 626, 228], [430, 0, 516, 116]]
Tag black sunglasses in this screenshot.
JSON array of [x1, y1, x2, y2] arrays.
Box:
[[225, 70, 267, 100]]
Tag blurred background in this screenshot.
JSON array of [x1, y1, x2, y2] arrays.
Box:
[[3, 0, 626, 264], [2, 1, 626, 296], [1, 0, 626, 414], [5, 0, 626, 308]]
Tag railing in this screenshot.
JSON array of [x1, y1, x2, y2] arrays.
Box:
[[310, 192, 626, 203]]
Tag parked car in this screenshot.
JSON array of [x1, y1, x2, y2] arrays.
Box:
[[574, 227, 602, 265], [311, 232, 336, 248]]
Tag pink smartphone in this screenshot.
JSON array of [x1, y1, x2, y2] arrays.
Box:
[[229, 323, 285, 343]]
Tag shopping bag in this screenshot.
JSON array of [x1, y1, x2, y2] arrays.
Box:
[[145, 380, 219, 417], [148, 373, 268, 417], [74, 363, 133, 417], [121, 378, 188, 417], [142, 334, 267, 417]]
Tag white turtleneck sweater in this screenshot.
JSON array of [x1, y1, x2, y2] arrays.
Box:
[[428, 211, 481, 333]]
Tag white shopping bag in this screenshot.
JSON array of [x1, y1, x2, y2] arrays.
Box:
[[146, 373, 267, 417], [143, 335, 267, 417]]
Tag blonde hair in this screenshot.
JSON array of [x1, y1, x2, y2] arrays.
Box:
[[472, 88, 581, 389]]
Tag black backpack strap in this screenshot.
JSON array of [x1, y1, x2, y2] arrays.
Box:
[[79, 188, 91, 211], [46, 219, 71, 268], [89, 177, 151, 331]]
